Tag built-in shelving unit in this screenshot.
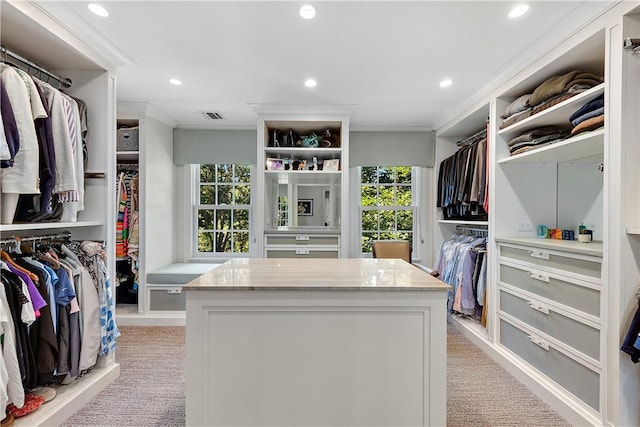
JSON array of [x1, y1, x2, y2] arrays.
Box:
[[257, 115, 350, 258], [1, 1, 122, 424]]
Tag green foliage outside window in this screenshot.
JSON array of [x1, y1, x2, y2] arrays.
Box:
[[360, 166, 414, 253], [197, 164, 251, 254]]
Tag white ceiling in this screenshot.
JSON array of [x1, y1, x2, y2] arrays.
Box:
[[2, 1, 616, 130]]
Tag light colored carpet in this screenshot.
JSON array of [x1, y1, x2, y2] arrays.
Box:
[[61, 323, 570, 426]]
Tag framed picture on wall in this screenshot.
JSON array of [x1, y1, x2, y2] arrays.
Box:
[[297, 199, 313, 216]]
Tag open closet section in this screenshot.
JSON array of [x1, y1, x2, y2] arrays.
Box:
[[1, 1, 121, 424], [435, 3, 640, 425], [434, 103, 491, 332]]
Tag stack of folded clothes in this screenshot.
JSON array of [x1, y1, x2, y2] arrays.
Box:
[[529, 70, 603, 115], [507, 126, 569, 156], [568, 94, 604, 136], [499, 71, 603, 129], [500, 94, 532, 130]]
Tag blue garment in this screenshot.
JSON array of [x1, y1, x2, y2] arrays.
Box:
[[570, 106, 604, 126], [41, 264, 59, 335], [569, 94, 604, 123], [54, 266, 76, 306]]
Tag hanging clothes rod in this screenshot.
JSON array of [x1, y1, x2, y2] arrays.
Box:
[[0, 45, 72, 89], [0, 230, 72, 246], [455, 224, 489, 237]]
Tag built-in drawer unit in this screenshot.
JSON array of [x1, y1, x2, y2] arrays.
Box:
[[499, 318, 600, 411], [499, 262, 601, 318], [499, 244, 601, 281], [265, 234, 340, 246], [265, 248, 340, 259], [499, 289, 600, 361], [148, 286, 186, 312]]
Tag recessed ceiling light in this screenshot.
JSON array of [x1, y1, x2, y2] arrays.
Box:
[[508, 4, 529, 18], [88, 3, 109, 17], [440, 79, 453, 88], [169, 78, 182, 86], [300, 4, 316, 19], [304, 78, 317, 88]]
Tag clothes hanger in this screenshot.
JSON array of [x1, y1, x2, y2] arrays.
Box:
[[0, 250, 39, 282]]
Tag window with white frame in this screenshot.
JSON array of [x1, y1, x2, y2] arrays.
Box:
[[195, 164, 251, 255], [360, 166, 416, 254]]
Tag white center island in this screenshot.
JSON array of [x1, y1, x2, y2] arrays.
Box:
[[185, 258, 451, 427]]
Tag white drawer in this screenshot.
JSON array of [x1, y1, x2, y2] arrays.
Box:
[[499, 262, 600, 318], [499, 289, 600, 361], [148, 286, 186, 312], [265, 234, 340, 246], [499, 318, 599, 411], [265, 248, 340, 259], [499, 244, 601, 281]]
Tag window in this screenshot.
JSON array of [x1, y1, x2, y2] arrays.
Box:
[[360, 166, 415, 254], [195, 164, 251, 255]]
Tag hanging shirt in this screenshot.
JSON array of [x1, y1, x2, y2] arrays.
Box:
[[0, 64, 43, 194]]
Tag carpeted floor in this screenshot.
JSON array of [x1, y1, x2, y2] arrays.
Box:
[[62, 323, 570, 426]]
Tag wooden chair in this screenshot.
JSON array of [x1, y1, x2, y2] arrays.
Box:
[[371, 240, 439, 277]]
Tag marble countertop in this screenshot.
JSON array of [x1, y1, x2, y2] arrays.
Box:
[[184, 258, 450, 291]]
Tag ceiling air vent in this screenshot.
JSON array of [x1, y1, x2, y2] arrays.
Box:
[[201, 111, 225, 120]]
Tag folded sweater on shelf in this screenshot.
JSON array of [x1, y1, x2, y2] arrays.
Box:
[[571, 114, 604, 135], [569, 94, 604, 125], [529, 70, 603, 107], [506, 126, 568, 147]]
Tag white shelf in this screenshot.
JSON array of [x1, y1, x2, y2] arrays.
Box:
[[498, 128, 604, 164], [265, 147, 341, 156], [498, 83, 605, 139], [0, 221, 103, 232], [14, 362, 120, 427], [438, 220, 489, 226], [627, 228, 640, 235]]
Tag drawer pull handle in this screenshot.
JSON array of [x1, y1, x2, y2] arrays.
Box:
[[527, 301, 549, 315], [296, 235, 310, 241], [529, 250, 550, 260], [528, 273, 550, 283], [296, 249, 310, 255], [167, 289, 182, 294], [527, 334, 550, 351]]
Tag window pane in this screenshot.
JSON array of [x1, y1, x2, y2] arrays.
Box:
[[396, 166, 412, 184], [198, 232, 215, 252], [217, 164, 233, 182], [380, 231, 399, 240], [200, 184, 215, 205], [217, 185, 232, 204], [362, 232, 378, 253], [396, 185, 412, 206], [200, 165, 215, 183], [198, 209, 215, 229], [398, 232, 413, 246], [233, 209, 249, 230], [235, 185, 251, 204], [378, 167, 394, 184], [361, 166, 377, 184], [361, 210, 379, 231], [217, 209, 231, 230], [379, 209, 396, 231], [361, 185, 378, 207], [233, 232, 250, 253], [215, 232, 232, 252], [398, 209, 413, 231], [378, 185, 395, 206], [236, 165, 251, 183]]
